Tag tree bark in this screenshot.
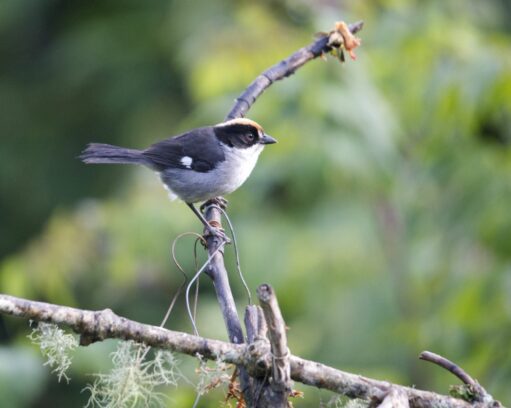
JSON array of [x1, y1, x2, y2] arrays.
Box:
[[1, 293, 495, 408]]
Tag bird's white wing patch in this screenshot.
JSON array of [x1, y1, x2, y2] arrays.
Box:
[[180, 156, 193, 168]]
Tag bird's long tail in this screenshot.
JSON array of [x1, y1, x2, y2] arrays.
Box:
[[79, 143, 147, 165]]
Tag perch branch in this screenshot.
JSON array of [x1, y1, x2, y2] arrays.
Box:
[[1, 293, 500, 408], [203, 205, 244, 346], [201, 204, 252, 402]]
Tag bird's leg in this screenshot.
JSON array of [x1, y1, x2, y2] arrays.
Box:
[[186, 202, 230, 243], [200, 196, 228, 212]]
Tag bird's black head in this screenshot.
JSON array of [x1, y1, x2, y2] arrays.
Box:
[[214, 118, 277, 149]]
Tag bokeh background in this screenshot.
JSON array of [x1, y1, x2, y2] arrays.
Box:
[[1, 0, 510, 406]]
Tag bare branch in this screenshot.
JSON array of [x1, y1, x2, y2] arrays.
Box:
[[0, 294, 242, 359], [419, 351, 477, 388], [419, 351, 501, 406], [202, 206, 244, 346], [0, 293, 488, 408], [200, 204, 252, 402], [257, 284, 292, 401], [226, 20, 364, 120]]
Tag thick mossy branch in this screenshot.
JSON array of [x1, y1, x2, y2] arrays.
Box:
[[0, 293, 493, 408]]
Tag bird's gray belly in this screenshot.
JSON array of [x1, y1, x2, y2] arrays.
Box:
[[160, 166, 248, 203], [159, 145, 262, 203]]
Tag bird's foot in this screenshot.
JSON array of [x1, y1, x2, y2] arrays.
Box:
[[204, 224, 231, 244], [200, 196, 228, 212]]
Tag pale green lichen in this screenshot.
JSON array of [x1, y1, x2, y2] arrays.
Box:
[[344, 400, 369, 408], [84, 341, 182, 408], [28, 322, 78, 383], [449, 384, 476, 402]]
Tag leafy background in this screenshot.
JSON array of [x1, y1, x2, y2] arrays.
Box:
[[1, 0, 510, 406]]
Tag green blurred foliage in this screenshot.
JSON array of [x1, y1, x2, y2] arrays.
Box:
[[1, 0, 511, 406]]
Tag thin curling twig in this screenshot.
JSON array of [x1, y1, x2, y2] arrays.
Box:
[[419, 351, 477, 388], [419, 351, 498, 405], [185, 241, 226, 335], [164, 232, 206, 329], [192, 238, 202, 325]]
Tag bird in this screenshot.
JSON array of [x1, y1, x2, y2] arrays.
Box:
[[79, 118, 277, 240]]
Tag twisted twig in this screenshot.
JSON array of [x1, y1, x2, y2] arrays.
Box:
[[419, 351, 500, 406]]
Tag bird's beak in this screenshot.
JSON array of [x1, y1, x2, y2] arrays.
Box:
[[261, 134, 277, 145]]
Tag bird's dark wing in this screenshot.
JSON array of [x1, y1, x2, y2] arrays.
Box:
[[142, 127, 225, 173]]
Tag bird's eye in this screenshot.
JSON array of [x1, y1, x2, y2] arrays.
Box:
[[246, 133, 255, 142]]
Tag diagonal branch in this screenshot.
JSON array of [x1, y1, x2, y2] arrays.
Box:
[[226, 20, 363, 120], [200, 205, 252, 402], [0, 293, 497, 408]]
